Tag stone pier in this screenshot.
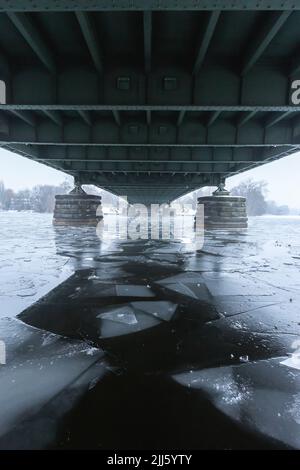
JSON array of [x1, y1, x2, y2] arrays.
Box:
[[53, 184, 103, 226], [196, 185, 248, 230]]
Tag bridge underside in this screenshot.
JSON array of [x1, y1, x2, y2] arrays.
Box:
[[0, 1, 300, 203]]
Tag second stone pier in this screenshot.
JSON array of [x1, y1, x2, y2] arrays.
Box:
[[197, 185, 248, 229], [53, 184, 103, 226]]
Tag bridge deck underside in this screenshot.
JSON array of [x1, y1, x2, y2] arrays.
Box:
[[0, 2, 300, 203]]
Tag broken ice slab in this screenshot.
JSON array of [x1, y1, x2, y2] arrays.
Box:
[[97, 304, 161, 338], [72, 284, 117, 298], [157, 272, 204, 285], [162, 282, 211, 301], [172, 357, 300, 449], [131, 301, 178, 321], [115, 284, 155, 297], [99, 306, 138, 325], [211, 296, 281, 318], [156, 273, 211, 302], [0, 317, 106, 449], [201, 272, 277, 297], [207, 300, 300, 337], [145, 253, 182, 265], [74, 282, 156, 299], [281, 354, 300, 371]]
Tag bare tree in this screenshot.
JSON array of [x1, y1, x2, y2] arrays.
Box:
[[231, 179, 268, 215]]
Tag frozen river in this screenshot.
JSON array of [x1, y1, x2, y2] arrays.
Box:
[[0, 212, 72, 317], [0, 211, 300, 449], [1, 211, 300, 318]]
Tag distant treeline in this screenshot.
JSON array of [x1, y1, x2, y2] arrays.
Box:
[[0, 179, 119, 213], [230, 179, 290, 216], [0, 178, 292, 216], [177, 179, 290, 216]]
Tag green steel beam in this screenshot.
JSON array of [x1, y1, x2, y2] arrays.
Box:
[[237, 111, 257, 127], [7, 141, 296, 183], [2, 105, 300, 112], [58, 161, 257, 173], [78, 172, 219, 186], [112, 110, 121, 126], [0, 114, 8, 133], [207, 110, 221, 126], [78, 110, 92, 126], [193, 10, 220, 75], [146, 110, 151, 125], [226, 145, 299, 176], [75, 11, 103, 74], [0, 64, 297, 108], [25, 145, 274, 164], [143, 11, 152, 73], [0, 5, 299, 204], [177, 111, 186, 127], [0, 1, 299, 11], [3, 143, 40, 157], [7, 12, 56, 73], [241, 11, 291, 76], [290, 59, 300, 78], [43, 110, 63, 126], [0, 49, 10, 75], [39, 157, 265, 164], [9, 110, 35, 126], [265, 111, 293, 128], [263, 145, 299, 160], [1, 117, 297, 146], [1, 141, 297, 148]]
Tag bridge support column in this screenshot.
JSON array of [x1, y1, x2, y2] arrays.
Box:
[[53, 184, 103, 226], [196, 183, 248, 230]]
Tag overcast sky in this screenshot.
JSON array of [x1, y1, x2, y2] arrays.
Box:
[[0, 147, 299, 208]]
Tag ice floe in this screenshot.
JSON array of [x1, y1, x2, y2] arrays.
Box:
[[99, 306, 138, 325], [173, 358, 300, 449], [132, 301, 178, 321], [96, 300, 178, 338], [115, 285, 155, 297]]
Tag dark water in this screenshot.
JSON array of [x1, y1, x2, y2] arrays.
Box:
[[1, 213, 300, 449]]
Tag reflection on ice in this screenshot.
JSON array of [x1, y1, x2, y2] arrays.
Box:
[[157, 272, 211, 301], [0, 212, 72, 317], [96, 298, 178, 338], [173, 358, 300, 449], [173, 368, 251, 407], [97, 301, 178, 325], [115, 284, 155, 297], [97, 304, 161, 338], [281, 355, 300, 370], [98, 306, 138, 325], [157, 272, 203, 284], [0, 317, 106, 449], [2, 212, 300, 449], [132, 301, 178, 321], [161, 282, 209, 300]]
